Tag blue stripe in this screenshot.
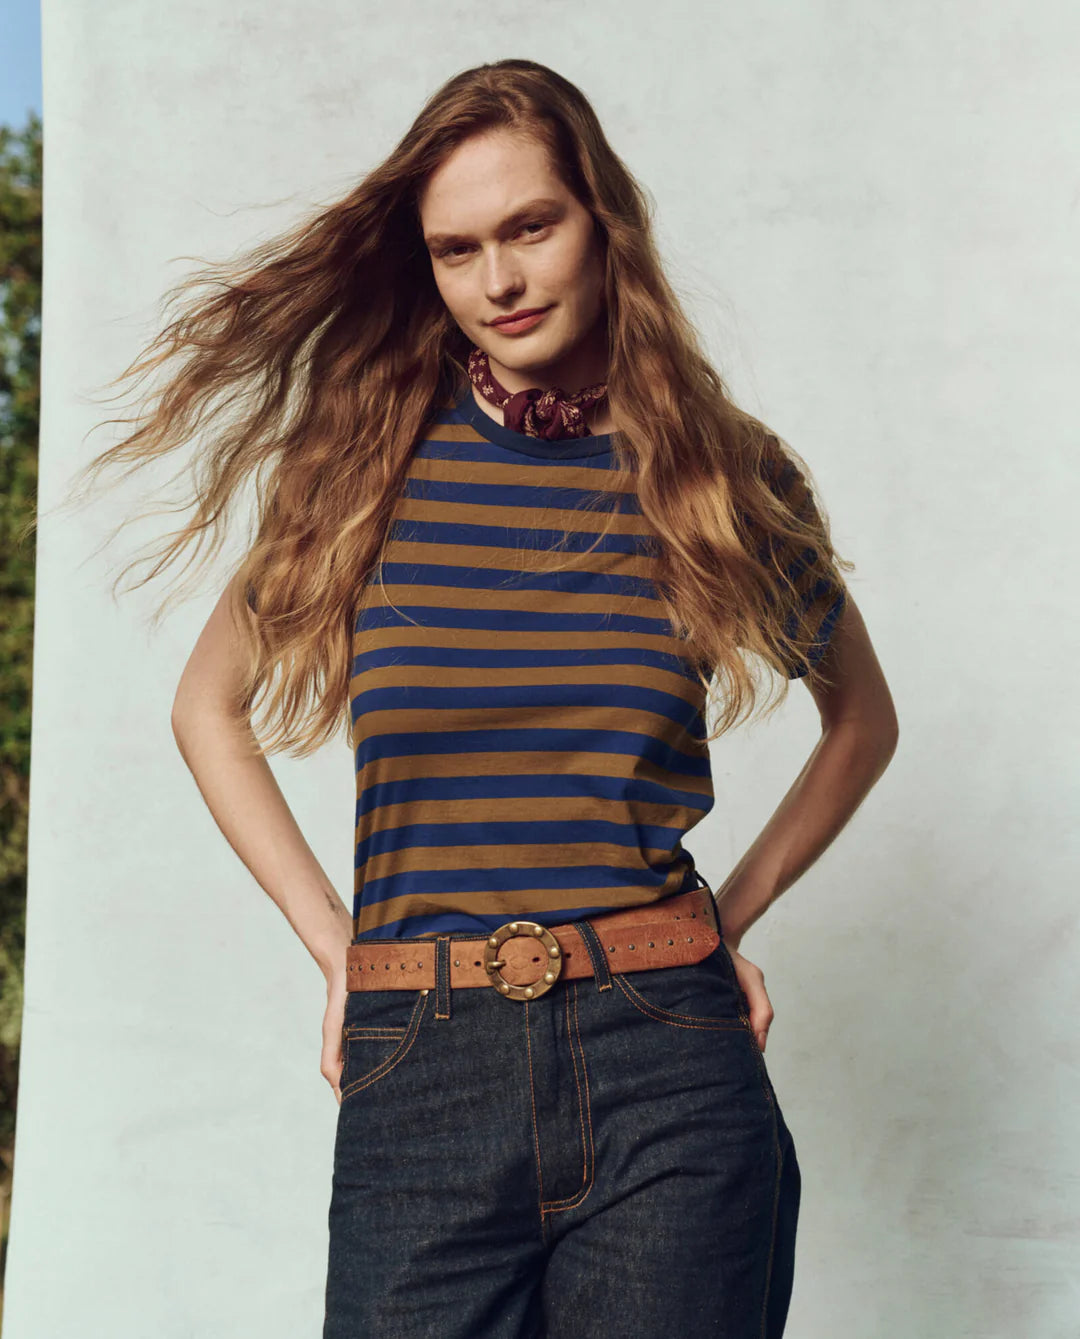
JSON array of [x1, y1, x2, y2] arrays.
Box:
[[350, 680, 704, 731], [354, 725, 709, 774], [354, 603, 673, 637], [415, 435, 620, 469], [355, 818, 694, 869], [402, 474, 641, 514], [356, 899, 670, 940], [385, 515, 660, 556], [359, 861, 689, 908], [364, 560, 659, 601], [353, 644, 694, 676], [354, 772, 714, 822]]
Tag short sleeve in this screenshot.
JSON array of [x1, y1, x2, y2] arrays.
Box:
[[758, 446, 847, 679]]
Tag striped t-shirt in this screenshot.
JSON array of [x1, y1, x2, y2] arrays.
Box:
[[349, 385, 845, 941]]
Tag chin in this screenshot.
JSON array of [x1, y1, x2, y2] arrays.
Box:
[[495, 333, 581, 377]]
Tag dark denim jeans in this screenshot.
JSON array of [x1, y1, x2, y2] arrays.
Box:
[[324, 909, 800, 1338]]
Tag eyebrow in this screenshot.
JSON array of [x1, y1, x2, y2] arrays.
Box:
[[423, 197, 565, 251]]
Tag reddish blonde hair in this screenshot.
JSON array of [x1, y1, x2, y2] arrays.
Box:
[[59, 58, 852, 756]]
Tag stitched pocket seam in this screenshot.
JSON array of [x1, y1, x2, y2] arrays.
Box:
[[341, 993, 427, 1101], [613, 972, 746, 1030]]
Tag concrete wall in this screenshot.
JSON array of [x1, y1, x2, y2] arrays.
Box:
[[8, 2, 1077, 1334]]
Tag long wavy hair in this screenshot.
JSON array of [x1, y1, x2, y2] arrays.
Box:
[[53, 58, 853, 758]]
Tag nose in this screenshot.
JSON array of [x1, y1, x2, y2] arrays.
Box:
[[482, 245, 524, 304]]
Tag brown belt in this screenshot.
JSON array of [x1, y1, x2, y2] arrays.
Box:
[[345, 884, 722, 1002]]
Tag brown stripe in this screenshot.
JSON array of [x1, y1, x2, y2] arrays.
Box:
[[367, 539, 660, 580], [355, 840, 692, 884], [352, 658, 692, 688], [351, 661, 700, 704], [352, 701, 705, 753], [356, 792, 709, 839], [408, 453, 635, 494], [351, 748, 712, 796], [355, 872, 694, 937], [396, 495, 644, 538], [360, 579, 663, 619], [351, 625, 687, 666]]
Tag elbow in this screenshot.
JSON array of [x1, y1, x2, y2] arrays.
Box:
[[171, 681, 253, 755], [873, 686, 900, 758], [819, 702, 899, 772], [856, 709, 900, 777], [171, 691, 194, 759], [171, 680, 212, 752], [879, 711, 900, 764]]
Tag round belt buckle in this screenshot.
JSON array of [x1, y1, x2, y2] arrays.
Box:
[[483, 921, 563, 1001]]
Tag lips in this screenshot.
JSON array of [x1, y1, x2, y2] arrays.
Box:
[[490, 306, 551, 327]]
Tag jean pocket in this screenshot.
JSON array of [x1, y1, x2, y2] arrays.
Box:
[[612, 940, 747, 1029], [340, 988, 428, 1101]]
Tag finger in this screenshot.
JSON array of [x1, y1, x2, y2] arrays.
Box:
[[323, 1050, 345, 1097], [742, 983, 774, 1053]]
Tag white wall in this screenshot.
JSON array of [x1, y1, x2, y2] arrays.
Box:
[[8, 2, 1078, 1335]]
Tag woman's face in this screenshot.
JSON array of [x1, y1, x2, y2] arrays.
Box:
[[418, 128, 608, 394]]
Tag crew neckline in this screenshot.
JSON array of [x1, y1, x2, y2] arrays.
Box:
[[452, 385, 615, 459]]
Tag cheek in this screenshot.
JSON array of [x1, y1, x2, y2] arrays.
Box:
[[434, 274, 473, 329], [552, 237, 604, 310]]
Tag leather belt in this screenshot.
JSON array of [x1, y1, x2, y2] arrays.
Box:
[[345, 884, 722, 1002]]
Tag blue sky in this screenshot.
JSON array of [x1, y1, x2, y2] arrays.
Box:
[[2, 0, 42, 127]]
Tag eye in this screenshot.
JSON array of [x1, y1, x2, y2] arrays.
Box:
[[435, 220, 552, 261]]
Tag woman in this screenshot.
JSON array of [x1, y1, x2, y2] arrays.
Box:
[[76, 58, 897, 1339]]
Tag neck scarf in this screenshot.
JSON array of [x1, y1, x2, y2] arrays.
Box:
[[467, 347, 608, 441]]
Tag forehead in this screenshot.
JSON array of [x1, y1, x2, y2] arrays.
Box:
[[418, 130, 568, 232]]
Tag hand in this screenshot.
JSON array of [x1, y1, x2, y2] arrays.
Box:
[[321, 971, 349, 1105], [725, 942, 774, 1053]]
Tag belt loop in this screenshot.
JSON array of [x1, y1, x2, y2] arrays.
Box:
[[434, 936, 452, 1020], [698, 881, 723, 936], [574, 918, 613, 992]]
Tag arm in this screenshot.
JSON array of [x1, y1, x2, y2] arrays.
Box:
[[714, 592, 898, 1045], [170, 578, 353, 984], [716, 591, 898, 945]]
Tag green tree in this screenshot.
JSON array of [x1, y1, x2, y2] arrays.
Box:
[[0, 108, 42, 1306]]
